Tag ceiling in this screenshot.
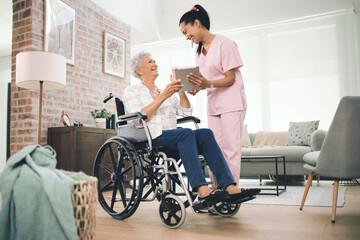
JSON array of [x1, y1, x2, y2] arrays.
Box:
[[0, 0, 358, 57]]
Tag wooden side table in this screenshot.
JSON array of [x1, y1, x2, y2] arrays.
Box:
[[48, 126, 116, 176]]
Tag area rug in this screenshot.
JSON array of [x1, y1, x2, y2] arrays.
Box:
[[244, 186, 347, 207]]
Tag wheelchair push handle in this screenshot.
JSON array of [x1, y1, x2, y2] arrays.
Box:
[[103, 93, 125, 119], [103, 93, 114, 103]]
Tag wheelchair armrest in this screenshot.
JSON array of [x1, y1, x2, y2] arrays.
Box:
[[117, 112, 148, 123], [177, 116, 201, 125]]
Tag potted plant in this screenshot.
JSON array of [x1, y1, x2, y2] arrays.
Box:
[[90, 108, 112, 128]]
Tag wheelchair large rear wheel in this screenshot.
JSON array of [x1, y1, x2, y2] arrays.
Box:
[[159, 194, 186, 229], [94, 137, 143, 220]]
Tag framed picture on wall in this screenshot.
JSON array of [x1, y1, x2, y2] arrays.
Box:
[[104, 31, 126, 78], [44, 0, 76, 65]]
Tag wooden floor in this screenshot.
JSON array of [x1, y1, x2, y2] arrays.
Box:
[[94, 180, 360, 240]]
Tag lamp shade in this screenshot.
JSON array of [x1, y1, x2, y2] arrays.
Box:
[[16, 51, 67, 90]]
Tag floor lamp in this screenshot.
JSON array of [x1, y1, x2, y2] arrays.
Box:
[[16, 51, 67, 144]]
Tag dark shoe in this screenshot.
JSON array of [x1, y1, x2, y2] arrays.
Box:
[[224, 188, 260, 203], [192, 189, 228, 211]]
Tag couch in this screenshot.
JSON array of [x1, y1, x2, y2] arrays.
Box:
[[240, 129, 327, 177]]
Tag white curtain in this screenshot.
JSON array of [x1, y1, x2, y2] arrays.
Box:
[[0, 56, 11, 172], [132, 10, 360, 133]]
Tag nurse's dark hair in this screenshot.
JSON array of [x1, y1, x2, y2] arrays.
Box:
[[179, 4, 210, 55]]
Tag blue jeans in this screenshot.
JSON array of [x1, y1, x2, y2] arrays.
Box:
[[152, 128, 235, 191]]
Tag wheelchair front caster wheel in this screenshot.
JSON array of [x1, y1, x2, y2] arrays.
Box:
[[211, 202, 241, 217], [159, 194, 186, 229]]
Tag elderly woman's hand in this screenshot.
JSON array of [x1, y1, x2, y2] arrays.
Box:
[[162, 79, 183, 99], [186, 72, 208, 90]]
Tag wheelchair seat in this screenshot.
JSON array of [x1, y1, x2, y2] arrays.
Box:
[[117, 124, 148, 143]]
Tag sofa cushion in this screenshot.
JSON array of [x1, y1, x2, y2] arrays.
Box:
[[241, 148, 252, 156], [252, 131, 287, 147], [286, 120, 319, 146], [243, 146, 311, 162], [241, 125, 252, 147]]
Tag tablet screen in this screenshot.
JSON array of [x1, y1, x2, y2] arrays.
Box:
[[174, 66, 201, 92]]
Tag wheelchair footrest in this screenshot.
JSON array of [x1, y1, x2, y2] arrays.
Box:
[[192, 191, 228, 211], [227, 195, 256, 204]]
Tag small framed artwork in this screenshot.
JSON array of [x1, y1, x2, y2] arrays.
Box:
[[45, 0, 76, 65], [104, 31, 126, 78]]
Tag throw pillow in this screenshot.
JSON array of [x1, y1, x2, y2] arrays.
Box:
[[252, 131, 288, 148], [286, 120, 320, 146], [241, 125, 252, 147]]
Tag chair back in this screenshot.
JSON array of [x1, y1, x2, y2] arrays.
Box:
[[316, 96, 360, 178]]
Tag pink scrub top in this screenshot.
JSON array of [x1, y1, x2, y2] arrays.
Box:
[[196, 35, 247, 116]]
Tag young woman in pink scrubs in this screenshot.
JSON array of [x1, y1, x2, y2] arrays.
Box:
[[179, 4, 247, 187]]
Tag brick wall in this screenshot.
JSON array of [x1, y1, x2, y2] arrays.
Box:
[[10, 0, 130, 155]]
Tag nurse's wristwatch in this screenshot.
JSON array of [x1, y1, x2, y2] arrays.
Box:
[[209, 80, 214, 88]]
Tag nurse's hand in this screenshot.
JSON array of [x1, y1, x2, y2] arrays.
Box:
[[187, 73, 209, 90]]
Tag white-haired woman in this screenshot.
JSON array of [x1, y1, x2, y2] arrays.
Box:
[[123, 52, 258, 210]]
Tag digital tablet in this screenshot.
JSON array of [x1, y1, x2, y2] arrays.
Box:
[[174, 66, 201, 92]]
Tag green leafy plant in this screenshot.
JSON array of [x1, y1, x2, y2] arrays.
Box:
[[90, 108, 112, 120]]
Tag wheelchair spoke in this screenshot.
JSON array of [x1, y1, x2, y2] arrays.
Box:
[[110, 182, 118, 210], [169, 204, 181, 212], [118, 165, 132, 178], [107, 144, 118, 171], [120, 179, 133, 189], [98, 163, 113, 175], [99, 180, 113, 193], [168, 211, 181, 222], [117, 179, 128, 208]]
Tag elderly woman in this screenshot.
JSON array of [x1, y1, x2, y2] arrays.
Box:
[[123, 51, 257, 209]]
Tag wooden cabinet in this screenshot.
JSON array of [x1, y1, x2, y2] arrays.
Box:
[[47, 127, 116, 176]]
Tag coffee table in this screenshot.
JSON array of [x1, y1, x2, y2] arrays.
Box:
[[241, 155, 287, 196]]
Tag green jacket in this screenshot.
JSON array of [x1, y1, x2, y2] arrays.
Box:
[[0, 145, 77, 240]]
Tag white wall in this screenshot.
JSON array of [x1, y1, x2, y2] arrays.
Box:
[[91, 0, 163, 45], [0, 56, 11, 172]]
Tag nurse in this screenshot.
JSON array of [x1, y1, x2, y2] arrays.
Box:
[[179, 4, 247, 187]]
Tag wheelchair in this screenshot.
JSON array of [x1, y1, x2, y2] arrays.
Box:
[[93, 93, 241, 228]]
